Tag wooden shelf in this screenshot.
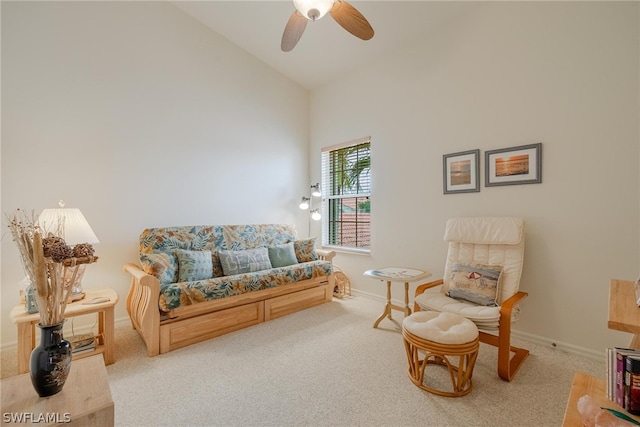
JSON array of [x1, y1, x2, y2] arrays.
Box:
[[563, 372, 640, 426], [608, 279, 640, 347], [9, 288, 118, 374]]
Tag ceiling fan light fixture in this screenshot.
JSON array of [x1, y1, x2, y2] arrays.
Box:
[[293, 0, 335, 21], [282, 0, 373, 52]]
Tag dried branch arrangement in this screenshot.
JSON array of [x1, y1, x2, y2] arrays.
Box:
[[7, 209, 98, 326]]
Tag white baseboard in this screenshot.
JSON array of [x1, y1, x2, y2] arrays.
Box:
[[350, 288, 606, 363], [511, 329, 605, 362]]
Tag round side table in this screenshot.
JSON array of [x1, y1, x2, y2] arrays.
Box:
[[363, 267, 431, 328]]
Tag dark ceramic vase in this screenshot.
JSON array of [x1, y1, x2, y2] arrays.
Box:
[[30, 322, 71, 397]]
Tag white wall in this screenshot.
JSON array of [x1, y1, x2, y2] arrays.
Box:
[[310, 2, 640, 356], [1, 1, 310, 345]]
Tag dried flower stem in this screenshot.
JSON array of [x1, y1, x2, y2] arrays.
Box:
[[6, 209, 97, 326], [32, 231, 48, 298]]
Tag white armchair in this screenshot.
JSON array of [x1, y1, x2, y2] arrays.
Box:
[[413, 217, 528, 381]]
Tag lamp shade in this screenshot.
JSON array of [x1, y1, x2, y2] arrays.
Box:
[[311, 183, 321, 197], [38, 208, 99, 245], [293, 0, 335, 20], [299, 197, 310, 210]]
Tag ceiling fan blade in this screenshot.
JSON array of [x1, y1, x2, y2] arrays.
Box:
[[281, 10, 308, 52], [329, 0, 374, 41]]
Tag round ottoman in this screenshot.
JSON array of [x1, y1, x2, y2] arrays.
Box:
[[402, 311, 479, 397]]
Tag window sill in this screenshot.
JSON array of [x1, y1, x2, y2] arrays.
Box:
[[322, 246, 370, 256]]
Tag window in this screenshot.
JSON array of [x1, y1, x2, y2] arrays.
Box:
[[321, 137, 371, 250]]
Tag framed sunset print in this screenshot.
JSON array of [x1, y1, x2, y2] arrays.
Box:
[[485, 143, 542, 187], [443, 149, 480, 194]]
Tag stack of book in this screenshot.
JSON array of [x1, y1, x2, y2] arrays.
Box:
[[69, 333, 95, 355], [606, 347, 640, 414]]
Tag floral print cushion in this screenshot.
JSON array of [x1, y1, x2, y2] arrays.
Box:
[[294, 237, 319, 262], [139, 224, 298, 279], [140, 252, 178, 285], [138, 224, 332, 311], [159, 260, 333, 311]]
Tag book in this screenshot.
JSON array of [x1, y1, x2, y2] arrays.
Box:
[[609, 347, 640, 409], [71, 342, 96, 355], [607, 347, 616, 400], [627, 355, 640, 414], [69, 333, 95, 353]]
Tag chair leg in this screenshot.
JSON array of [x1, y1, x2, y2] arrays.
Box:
[[479, 331, 529, 382], [414, 292, 530, 381]]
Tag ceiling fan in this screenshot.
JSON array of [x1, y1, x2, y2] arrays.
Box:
[[281, 0, 374, 52]]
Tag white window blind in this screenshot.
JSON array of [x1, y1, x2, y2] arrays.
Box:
[[321, 137, 371, 250]]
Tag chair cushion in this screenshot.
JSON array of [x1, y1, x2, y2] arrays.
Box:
[[415, 287, 501, 329], [441, 217, 525, 304], [403, 311, 478, 344], [444, 217, 524, 245]]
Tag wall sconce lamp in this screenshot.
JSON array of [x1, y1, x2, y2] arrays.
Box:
[[299, 183, 322, 221]]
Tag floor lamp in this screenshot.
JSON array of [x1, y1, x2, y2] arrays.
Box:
[[299, 183, 322, 236]]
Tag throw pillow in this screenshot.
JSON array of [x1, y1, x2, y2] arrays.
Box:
[[268, 243, 298, 268], [219, 247, 272, 276], [140, 252, 177, 285], [174, 249, 214, 282], [294, 237, 318, 263], [447, 262, 503, 307]]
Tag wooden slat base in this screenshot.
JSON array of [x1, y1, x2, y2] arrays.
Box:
[[158, 282, 333, 353], [123, 263, 335, 356]]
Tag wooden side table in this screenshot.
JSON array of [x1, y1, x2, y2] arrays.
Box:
[[1, 355, 114, 426], [10, 288, 119, 375], [363, 267, 431, 328], [562, 372, 640, 426], [608, 279, 640, 348]]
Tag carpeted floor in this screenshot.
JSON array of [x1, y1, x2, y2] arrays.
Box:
[[1, 296, 603, 426]]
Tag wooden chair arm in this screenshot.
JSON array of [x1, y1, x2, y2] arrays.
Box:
[[123, 263, 160, 289], [499, 291, 528, 317], [317, 249, 336, 262], [123, 262, 161, 357], [415, 279, 444, 297]]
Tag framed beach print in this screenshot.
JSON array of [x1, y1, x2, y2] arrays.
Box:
[[443, 149, 480, 194], [485, 143, 542, 187]]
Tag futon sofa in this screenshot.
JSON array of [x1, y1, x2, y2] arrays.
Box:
[[123, 224, 335, 356]]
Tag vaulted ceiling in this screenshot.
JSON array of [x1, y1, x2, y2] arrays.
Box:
[[171, 1, 479, 89]]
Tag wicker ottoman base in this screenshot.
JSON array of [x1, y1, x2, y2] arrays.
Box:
[[402, 311, 479, 397]]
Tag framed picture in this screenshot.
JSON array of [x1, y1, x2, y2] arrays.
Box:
[[443, 149, 480, 194], [485, 143, 542, 187]]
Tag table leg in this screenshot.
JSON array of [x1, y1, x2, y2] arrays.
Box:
[[16, 322, 34, 374], [373, 281, 393, 328], [404, 281, 412, 317], [101, 307, 115, 365], [631, 334, 640, 349]]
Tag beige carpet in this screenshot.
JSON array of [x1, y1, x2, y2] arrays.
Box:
[[1, 296, 603, 426]]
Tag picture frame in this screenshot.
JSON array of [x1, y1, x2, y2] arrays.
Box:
[[485, 143, 542, 187], [443, 149, 480, 194]]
